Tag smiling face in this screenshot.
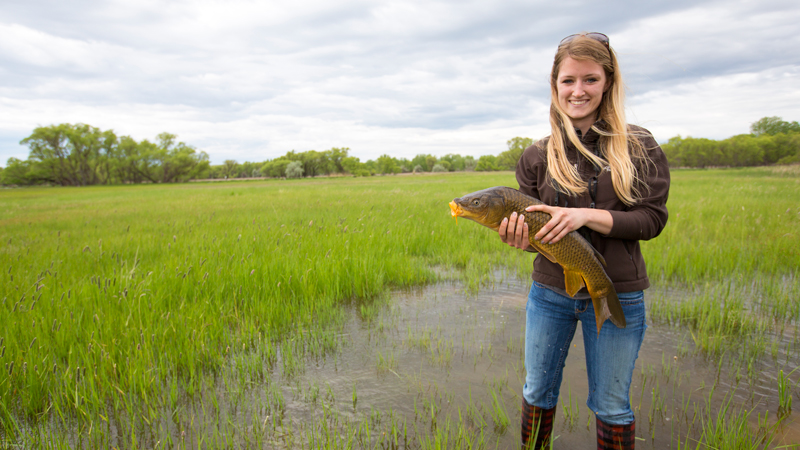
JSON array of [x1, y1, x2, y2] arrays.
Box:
[[555, 56, 610, 135]]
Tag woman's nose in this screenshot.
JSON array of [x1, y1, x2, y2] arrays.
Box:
[[573, 82, 585, 97]]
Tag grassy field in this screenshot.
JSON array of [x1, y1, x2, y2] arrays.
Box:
[[1, 167, 799, 448]]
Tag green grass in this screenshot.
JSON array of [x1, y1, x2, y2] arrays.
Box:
[[643, 166, 800, 282], [0, 173, 520, 436], [1, 168, 799, 448]]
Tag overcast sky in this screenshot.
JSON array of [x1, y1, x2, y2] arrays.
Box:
[[1, 0, 798, 165]]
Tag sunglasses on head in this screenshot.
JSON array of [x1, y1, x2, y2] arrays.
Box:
[[559, 32, 610, 48]]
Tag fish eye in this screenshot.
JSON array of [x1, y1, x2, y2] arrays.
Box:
[[472, 199, 480, 206]]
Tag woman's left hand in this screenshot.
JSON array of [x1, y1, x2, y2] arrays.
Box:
[[525, 205, 613, 244]]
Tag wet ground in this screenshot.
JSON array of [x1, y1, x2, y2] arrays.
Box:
[[284, 272, 800, 449], [45, 273, 798, 449]]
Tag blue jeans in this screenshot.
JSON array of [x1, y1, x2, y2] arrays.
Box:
[[522, 282, 646, 425]]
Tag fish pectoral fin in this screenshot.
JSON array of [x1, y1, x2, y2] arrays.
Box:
[[563, 270, 585, 297], [532, 241, 559, 264]]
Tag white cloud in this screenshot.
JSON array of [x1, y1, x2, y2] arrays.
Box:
[[1, 0, 799, 165], [628, 65, 800, 141]]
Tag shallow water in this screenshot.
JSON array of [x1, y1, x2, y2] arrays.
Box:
[[21, 273, 798, 449], [285, 273, 800, 448]]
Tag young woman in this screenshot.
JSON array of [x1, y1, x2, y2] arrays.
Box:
[[498, 33, 670, 449]]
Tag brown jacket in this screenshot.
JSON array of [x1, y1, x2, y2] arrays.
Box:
[[516, 123, 670, 293]]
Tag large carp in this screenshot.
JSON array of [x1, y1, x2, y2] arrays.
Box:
[[449, 186, 625, 334]]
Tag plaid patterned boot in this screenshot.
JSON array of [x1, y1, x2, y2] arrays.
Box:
[[521, 399, 554, 449], [596, 416, 635, 450]]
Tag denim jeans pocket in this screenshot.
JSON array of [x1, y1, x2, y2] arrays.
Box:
[[617, 290, 644, 305]]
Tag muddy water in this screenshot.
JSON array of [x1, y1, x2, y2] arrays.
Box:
[[290, 273, 799, 449], [83, 273, 798, 448]]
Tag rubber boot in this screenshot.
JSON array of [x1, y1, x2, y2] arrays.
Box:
[[596, 416, 635, 450], [521, 399, 554, 449]]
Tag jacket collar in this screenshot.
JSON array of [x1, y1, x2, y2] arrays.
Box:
[[574, 119, 607, 144]]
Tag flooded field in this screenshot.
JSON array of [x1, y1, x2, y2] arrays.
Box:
[[269, 274, 800, 449], [2, 169, 799, 448], [114, 273, 798, 449]]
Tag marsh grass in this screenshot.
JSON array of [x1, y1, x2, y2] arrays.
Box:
[[1, 168, 799, 448]]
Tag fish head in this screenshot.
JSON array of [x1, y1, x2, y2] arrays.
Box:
[[449, 187, 509, 230]]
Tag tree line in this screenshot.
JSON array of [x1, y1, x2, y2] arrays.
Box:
[[1, 124, 210, 186], [2, 117, 798, 186], [661, 117, 800, 168], [206, 136, 534, 180], [0, 122, 534, 185]]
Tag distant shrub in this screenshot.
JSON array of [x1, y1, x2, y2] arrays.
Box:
[[286, 161, 304, 178], [431, 164, 447, 172]]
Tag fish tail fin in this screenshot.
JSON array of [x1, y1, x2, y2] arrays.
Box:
[[587, 281, 626, 335], [605, 289, 625, 329]]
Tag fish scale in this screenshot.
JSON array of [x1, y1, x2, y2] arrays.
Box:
[[449, 186, 625, 334]]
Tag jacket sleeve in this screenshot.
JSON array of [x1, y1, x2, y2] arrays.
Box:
[[515, 141, 546, 200], [515, 141, 546, 253], [606, 130, 670, 241]]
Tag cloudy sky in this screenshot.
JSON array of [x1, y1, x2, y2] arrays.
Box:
[[1, 0, 799, 165]]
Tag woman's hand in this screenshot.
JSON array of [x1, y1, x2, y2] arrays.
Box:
[[498, 212, 532, 250], [525, 205, 613, 244]]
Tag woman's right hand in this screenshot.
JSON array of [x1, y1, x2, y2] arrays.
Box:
[[498, 212, 532, 250]]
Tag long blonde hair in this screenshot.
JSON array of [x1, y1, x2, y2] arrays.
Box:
[[546, 35, 649, 206]]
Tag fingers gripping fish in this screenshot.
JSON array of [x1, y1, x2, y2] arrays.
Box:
[[449, 186, 626, 334]]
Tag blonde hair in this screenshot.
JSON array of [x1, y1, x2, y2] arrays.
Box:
[[546, 34, 649, 206]]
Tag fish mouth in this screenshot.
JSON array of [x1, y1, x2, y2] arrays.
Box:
[[449, 200, 462, 223]]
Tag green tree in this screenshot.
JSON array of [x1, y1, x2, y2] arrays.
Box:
[[662, 136, 721, 168], [239, 161, 261, 178], [286, 161, 304, 178], [17, 124, 207, 184], [411, 154, 432, 172], [720, 134, 763, 167], [497, 137, 532, 170], [397, 157, 412, 173], [340, 156, 362, 175], [20, 124, 76, 185], [769, 133, 800, 164], [131, 139, 162, 183], [116, 136, 145, 183], [150, 133, 209, 183], [301, 150, 326, 177], [475, 155, 500, 171], [464, 155, 477, 171], [363, 159, 378, 175], [220, 160, 240, 179], [377, 154, 401, 174], [207, 164, 225, 179], [1, 158, 35, 185], [439, 154, 464, 171], [750, 117, 800, 136], [325, 147, 350, 174], [425, 155, 437, 172], [261, 158, 292, 178]]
